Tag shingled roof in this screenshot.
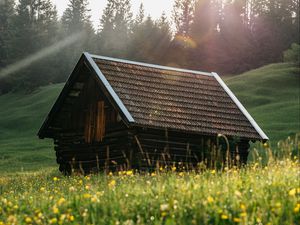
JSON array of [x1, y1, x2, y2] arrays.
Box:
[[39, 52, 268, 141]]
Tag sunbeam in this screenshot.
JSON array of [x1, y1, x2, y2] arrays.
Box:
[[0, 31, 85, 79]]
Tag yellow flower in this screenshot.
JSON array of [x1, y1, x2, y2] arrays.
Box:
[[171, 166, 176, 172], [53, 177, 59, 181], [207, 196, 214, 203], [52, 205, 59, 214], [294, 205, 300, 213], [57, 197, 66, 206], [151, 172, 156, 177], [83, 193, 91, 199], [108, 172, 113, 176], [91, 196, 98, 203], [25, 217, 32, 224], [40, 187, 45, 192], [108, 180, 116, 188], [289, 188, 296, 196], [49, 218, 57, 224], [221, 214, 228, 220], [240, 204, 246, 211], [37, 212, 43, 219], [233, 218, 241, 222], [211, 170, 216, 174], [240, 212, 247, 218], [178, 172, 184, 176], [256, 218, 262, 223], [69, 215, 74, 222], [126, 170, 133, 176], [275, 202, 281, 208]]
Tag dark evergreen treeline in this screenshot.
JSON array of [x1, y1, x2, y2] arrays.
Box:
[[0, 0, 299, 93]]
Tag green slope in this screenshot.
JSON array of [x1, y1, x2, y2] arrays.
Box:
[[0, 83, 64, 172], [0, 63, 299, 172], [225, 63, 299, 142]]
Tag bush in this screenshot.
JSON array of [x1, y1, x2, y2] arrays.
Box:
[[283, 43, 300, 63]]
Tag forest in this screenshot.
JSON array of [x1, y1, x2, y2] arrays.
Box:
[[0, 0, 299, 93]]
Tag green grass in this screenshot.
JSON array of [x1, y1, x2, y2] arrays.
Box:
[[0, 160, 299, 225], [225, 63, 300, 143], [0, 63, 299, 172], [0, 83, 64, 172]]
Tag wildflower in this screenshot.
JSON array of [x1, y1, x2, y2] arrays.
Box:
[[69, 186, 75, 192], [160, 203, 169, 212], [53, 177, 59, 181], [37, 212, 43, 219], [275, 202, 281, 208], [240, 204, 246, 211], [83, 193, 91, 199], [289, 188, 296, 196], [25, 217, 32, 224], [108, 180, 116, 188], [69, 215, 74, 222], [172, 166, 176, 172], [49, 218, 57, 224], [294, 204, 300, 213], [178, 172, 184, 176], [85, 185, 90, 190], [57, 197, 66, 206], [126, 170, 133, 176], [233, 218, 241, 222], [235, 190, 242, 197], [221, 214, 228, 220], [151, 172, 156, 177], [211, 170, 216, 174], [40, 187, 45, 192], [108, 172, 113, 176], [240, 212, 247, 218], [91, 196, 98, 203], [52, 205, 59, 214], [207, 196, 214, 203], [256, 218, 262, 223]]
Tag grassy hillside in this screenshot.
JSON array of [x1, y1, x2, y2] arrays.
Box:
[[0, 63, 299, 172], [225, 63, 299, 142], [0, 83, 64, 172]]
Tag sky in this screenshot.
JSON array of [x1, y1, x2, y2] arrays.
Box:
[[52, 0, 174, 29]]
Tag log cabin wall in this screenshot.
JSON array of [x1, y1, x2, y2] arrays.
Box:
[[51, 65, 133, 174], [131, 128, 251, 171]]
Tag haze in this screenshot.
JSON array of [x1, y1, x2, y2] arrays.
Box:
[[52, 0, 174, 28]]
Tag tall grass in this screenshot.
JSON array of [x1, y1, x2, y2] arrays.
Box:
[[0, 135, 299, 225]]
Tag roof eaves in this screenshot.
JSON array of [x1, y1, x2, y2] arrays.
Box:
[[212, 72, 269, 141], [90, 54, 213, 77], [83, 52, 135, 124]]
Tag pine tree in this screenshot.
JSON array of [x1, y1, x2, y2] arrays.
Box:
[[172, 0, 195, 36], [128, 14, 172, 63], [59, 0, 95, 80], [0, 0, 15, 67], [98, 0, 133, 57]]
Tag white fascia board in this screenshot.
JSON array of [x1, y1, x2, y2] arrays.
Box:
[[84, 52, 135, 123], [89, 54, 213, 77], [212, 72, 269, 141]]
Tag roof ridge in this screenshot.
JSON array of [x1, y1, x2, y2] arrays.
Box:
[[88, 53, 213, 77]]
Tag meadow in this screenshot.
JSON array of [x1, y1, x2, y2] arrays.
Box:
[[0, 62, 299, 224], [0, 137, 299, 225]]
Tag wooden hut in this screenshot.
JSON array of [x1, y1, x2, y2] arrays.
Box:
[[38, 53, 268, 174]]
